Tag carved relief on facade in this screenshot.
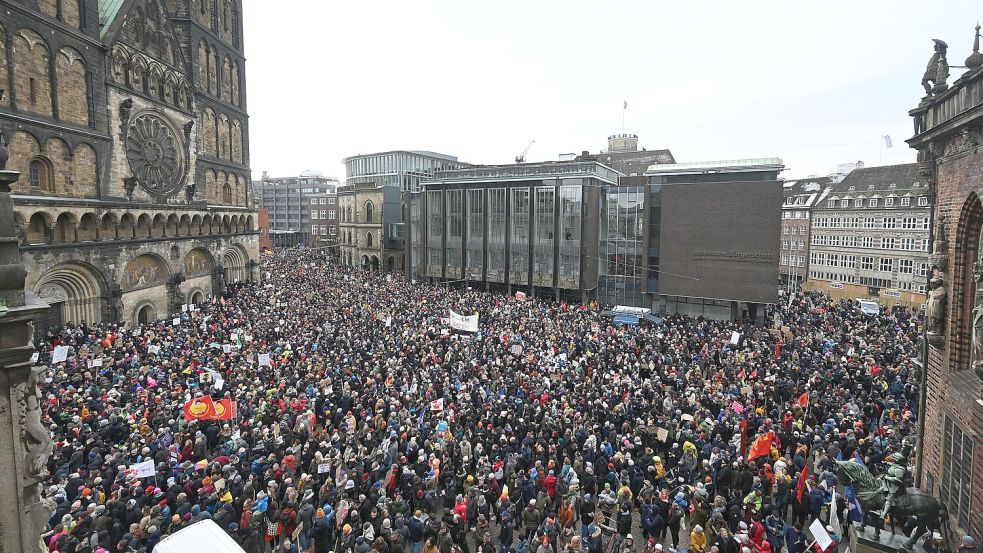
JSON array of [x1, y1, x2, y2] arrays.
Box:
[[941, 125, 983, 157], [927, 216, 949, 346], [125, 111, 187, 197]]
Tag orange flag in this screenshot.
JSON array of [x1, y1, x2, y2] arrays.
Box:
[[795, 391, 810, 408], [747, 431, 774, 461]]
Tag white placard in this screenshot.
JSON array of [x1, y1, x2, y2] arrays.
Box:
[[510, 344, 522, 355], [258, 353, 271, 367], [148, 345, 161, 355], [730, 331, 741, 345], [181, 304, 189, 313], [245, 335, 253, 343], [222, 344, 232, 353], [51, 346, 70, 364], [440, 329, 450, 336], [172, 318, 181, 326], [448, 309, 479, 333], [231, 333, 238, 343], [126, 459, 156, 478], [808, 519, 833, 551], [317, 463, 330, 474], [89, 358, 103, 368], [30, 352, 39, 363]]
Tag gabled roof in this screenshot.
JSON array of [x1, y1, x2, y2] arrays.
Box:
[[830, 163, 921, 195], [99, 0, 126, 37]]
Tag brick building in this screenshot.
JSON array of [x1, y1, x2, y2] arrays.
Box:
[[258, 207, 272, 252], [779, 177, 830, 287], [907, 31, 983, 538], [804, 164, 930, 308], [2, 0, 258, 330]]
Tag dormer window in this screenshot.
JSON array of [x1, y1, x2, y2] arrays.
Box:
[[855, 198, 864, 207], [885, 197, 895, 207], [901, 196, 911, 206], [870, 198, 879, 207], [918, 196, 929, 207], [841, 199, 849, 208]]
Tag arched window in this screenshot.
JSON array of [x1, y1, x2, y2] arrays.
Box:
[[366, 232, 373, 247], [346, 206, 352, 222], [29, 158, 54, 192], [365, 201, 374, 223], [223, 183, 232, 203]]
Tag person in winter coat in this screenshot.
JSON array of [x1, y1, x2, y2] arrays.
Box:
[[784, 523, 806, 553], [667, 503, 683, 550], [310, 510, 334, 553], [523, 500, 542, 542], [690, 526, 708, 553]]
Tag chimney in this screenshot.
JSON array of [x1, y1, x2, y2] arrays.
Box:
[[857, 161, 864, 169]]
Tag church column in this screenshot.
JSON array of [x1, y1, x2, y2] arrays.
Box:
[[0, 161, 54, 553], [48, 52, 60, 121]]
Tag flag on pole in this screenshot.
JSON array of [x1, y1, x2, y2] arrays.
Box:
[[126, 459, 156, 478], [747, 431, 774, 461], [796, 463, 809, 503], [844, 484, 864, 522], [795, 391, 810, 408], [623, 100, 628, 110], [829, 488, 840, 532], [882, 135, 893, 148]]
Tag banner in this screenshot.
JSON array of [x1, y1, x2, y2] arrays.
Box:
[[127, 459, 156, 478], [448, 309, 479, 333], [429, 398, 444, 411], [183, 396, 236, 421]]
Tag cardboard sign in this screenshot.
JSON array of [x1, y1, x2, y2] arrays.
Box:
[[52, 346, 70, 364], [148, 345, 161, 355], [317, 463, 330, 474], [181, 304, 189, 312], [808, 519, 833, 551], [656, 427, 669, 442], [172, 318, 181, 326], [258, 353, 271, 367], [680, 413, 694, 422]]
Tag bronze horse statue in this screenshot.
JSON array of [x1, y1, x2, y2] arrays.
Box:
[[835, 460, 948, 549]]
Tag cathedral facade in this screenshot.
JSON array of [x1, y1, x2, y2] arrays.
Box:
[[0, 0, 257, 330]]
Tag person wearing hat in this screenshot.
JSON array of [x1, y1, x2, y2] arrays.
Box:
[[691, 526, 708, 553]]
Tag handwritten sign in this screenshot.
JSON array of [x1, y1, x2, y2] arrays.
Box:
[[317, 463, 331, 474], [808, 519, 833, 551], [148, 345, 161, 355], [52, 346, 70, 364], [172, 318, 181, 326], [258, 353, 271, 367], [656, 427, 669, 442]]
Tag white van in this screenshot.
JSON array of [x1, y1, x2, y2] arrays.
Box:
[[858, 299, 880, 317]]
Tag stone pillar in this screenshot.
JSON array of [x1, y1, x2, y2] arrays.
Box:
[[0, 168, 53, 553]]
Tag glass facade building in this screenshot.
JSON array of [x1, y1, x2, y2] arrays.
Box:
[[406, 162, 617, 302], [344, 151, 471, 192]]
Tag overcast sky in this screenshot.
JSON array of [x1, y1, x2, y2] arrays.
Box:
[[243, 1, 983, 181]]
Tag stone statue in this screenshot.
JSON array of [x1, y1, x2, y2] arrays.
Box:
[[123, 176, 138, 199], [923, 39, 949, 94], [0, 126, 8, 170], [926, 276, 946, 344], [17, 366, 53, 482], [119, 98, 134, 137], [14, 221, 26, 246], [836, 444, 949, 549]]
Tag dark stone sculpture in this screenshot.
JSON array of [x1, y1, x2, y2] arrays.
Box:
[[922, 39, 949, 95], [836, 444, 949, 549], [967, 24, 983, 71], [0, 126, 9, 171]]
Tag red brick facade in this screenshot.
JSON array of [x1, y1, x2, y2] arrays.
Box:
[[908, 64, 983, 538]]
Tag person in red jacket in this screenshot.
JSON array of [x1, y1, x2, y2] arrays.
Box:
[[543, 470, 558, 501]]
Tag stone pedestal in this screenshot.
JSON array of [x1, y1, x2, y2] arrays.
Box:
[[0, 168, 53, 553], [849, 524, 928, 553]]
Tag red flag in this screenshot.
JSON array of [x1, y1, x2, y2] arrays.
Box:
[[775, 342, 782, 358], [209, 399, 236, 420], [739, 418, 748, 458], [796, 463, 809, 502], [796, 391, 810, 408], [747, 431, 774, 461], [183, 396, 216, 421]]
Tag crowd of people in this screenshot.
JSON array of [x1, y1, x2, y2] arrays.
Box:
[[34, 249, 953, 553]]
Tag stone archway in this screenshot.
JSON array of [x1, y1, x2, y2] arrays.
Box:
[[222, 245, 248, 283], [34, 262, 107, 326], [136, 304, 157, 325], [361, 254, 369, 270], [370, 255, 380, 271], [189, 289, 205, 305]]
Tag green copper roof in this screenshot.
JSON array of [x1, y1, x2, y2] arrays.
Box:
[[99, 0, 126, 38]]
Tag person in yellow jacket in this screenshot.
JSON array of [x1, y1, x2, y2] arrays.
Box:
[[690, 525, 708, 553], [653, 456, 665, 481]]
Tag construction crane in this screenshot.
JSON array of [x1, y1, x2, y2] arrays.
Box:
[[515, 140, 535, 163]]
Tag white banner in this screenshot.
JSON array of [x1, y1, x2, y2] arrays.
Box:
[[258, 353, 271, 367], [127, 459, 156, 478], [148, 345, 161, 355], [449, 309, 479, 333]]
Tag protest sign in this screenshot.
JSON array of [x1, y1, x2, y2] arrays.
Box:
[[449, 309, 479, 332], [52, 346, 70, 364]]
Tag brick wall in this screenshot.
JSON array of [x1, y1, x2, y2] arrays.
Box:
[[12, 29, 53, 118], [922, 145, 983, 538], [0, 27, 9, 109], [55, 47, 89, 126]]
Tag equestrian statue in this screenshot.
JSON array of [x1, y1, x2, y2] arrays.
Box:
[[835, 443, 948, 550]]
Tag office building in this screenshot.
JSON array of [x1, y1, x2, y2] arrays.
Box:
[[408, 157, 783, 320], [4, 0, 258, 330], [804, 164, 930, 307], [308, 190, 339, 252], [780, 178, 831, 286], [343, 150, 471, 192], [255, 171, 339, 247]]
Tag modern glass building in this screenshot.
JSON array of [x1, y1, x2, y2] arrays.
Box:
[[343, 151, 471, 192], [406, 162, 620, 303]]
